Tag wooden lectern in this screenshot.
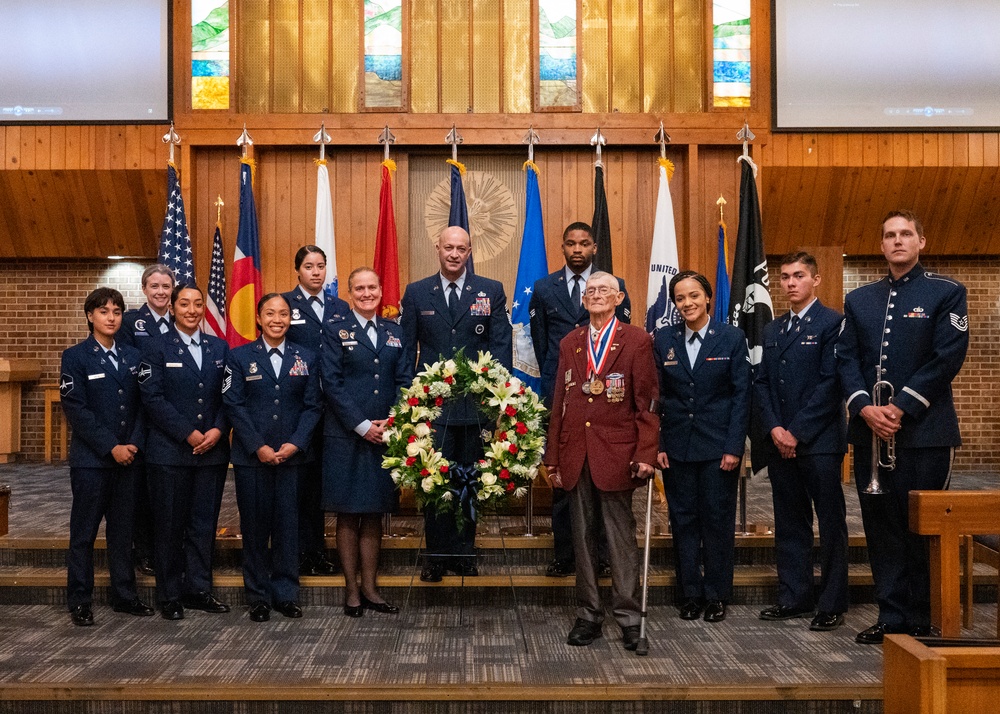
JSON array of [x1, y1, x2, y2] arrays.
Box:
[[0, 358, 41, 463]]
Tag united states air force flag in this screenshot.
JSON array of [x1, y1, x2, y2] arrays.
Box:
[[644, 158, 681, 333], [511, 161, 548, 393], [158, 163, 195, 286]]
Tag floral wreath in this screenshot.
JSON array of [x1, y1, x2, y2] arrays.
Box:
[[381, 350, 547, 515]]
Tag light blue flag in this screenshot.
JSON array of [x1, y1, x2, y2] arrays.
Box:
[[511, 162, 548, 393]]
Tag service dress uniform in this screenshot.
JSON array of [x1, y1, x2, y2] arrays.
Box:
[[755, 300, 849, 617], [528, 267, 630, 569], [400, 271, 512, 571], [837, 263, 969, 633], [655, 318, 750, 607], [119, 303, 172, 349], [224, 338, 321, 610], [60, 336, 145, 612], [139, 326, 231, 610], [282, 286, 350, 570], [321, 313, 411, 513]]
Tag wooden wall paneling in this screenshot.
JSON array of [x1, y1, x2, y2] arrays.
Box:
[[978, 170, 1000, 254], [948, 167, 981, 253], [349, 151, 371, 278], [394, 151, 411, 287], [124, 126, 142, 170], [616, 150, 640, 307], [685, 143, 700, 270], [830, 134, 849, 167], [5, 127, 19, 169], [983, 133, 1000, 167], [954, 167, 994, 254], [110, 127, 127, 170], [0, 129, 6, 170], [0, 172, 30, 256], [969, 133, 984, 167], [37, 127, 54, 171], [288, 149, 308, 287], [952, 133, 969, 167], [19, 127, 35, 171], [64, 127, 81, 170], [333, 149, 354, 290]]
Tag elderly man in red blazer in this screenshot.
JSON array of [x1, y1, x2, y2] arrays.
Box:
[[545, 271, 660, 650]]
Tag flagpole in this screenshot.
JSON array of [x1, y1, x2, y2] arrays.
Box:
[[378, 124, 396, 162], [162, 122, 181, 166], [237, 124, 253, 160], [312, 122, 331, 161], [445, 124, 462, 163], [736, 121, 758, 177], [589, 127, 605, 168]]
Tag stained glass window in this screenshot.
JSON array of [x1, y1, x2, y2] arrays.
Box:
[[192, 0, 230, 110], [364, 0, 404, 108], [713, 0, 750, 108], [537, 0, 578, 109]]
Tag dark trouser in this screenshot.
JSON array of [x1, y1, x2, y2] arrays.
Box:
[[147, 463, 227, 604], [234, 464, 299, 605], [664, 459, 739, 602], [552, 487, 608, 564], [67, 466, 138, 609], [132, 463, 154, 562], [298, 452, 328, 557], [853, 443, 953, 630], [769, 452, 849, 614], [424, 423, 482, 566], [569, 461, 640, 627]]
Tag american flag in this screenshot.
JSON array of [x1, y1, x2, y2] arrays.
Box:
[[202, 225, 227, 339], [158, 163, 195, 286]]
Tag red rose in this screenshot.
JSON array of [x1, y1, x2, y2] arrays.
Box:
[[423, 385, 430, 393], [435, 397, 444, 406], [498, 431, 507, 441], [420, 468, 429, 476], [407, 397, 420, 406], [444, 375, 454, 384], [508, 443, 518, 454], [407, 435, 416, 443], [515, 422, 528, 435], [505, 405, 517, 417], [505, 381, 511, 387], [387, 416, 395, 426], [440, 464, 449, 473], [405, 456, 417, 466], [500, 468, 510, 480], [505, 482, 515, 492], [519, 386, 525, 395], [481, 366, 488, 373]]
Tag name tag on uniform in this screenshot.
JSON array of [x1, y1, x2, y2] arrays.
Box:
[[245, 375, 263, 382], [290, 319, 306, 325], [662, 360, 678, 367], [420, 310, 435, 316], [166, 362, 184, 368], [88, 373, 105, 380], [342, 340, 358, 346], [386, 336, 402, 348]]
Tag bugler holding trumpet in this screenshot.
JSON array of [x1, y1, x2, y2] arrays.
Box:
[[837, 210, 969, 645]]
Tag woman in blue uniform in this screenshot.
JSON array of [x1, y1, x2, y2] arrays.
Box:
[[654, 271, 750, 624], [282, 245, 350, 577], [322, 267, 410, 617], [60, 287, 154, 625], [139, 284, 231, 620], [224, 293, 322, 622], [118, 263, 175, 577]]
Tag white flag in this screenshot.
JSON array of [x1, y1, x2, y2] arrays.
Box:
[[315, 160, 339, 297], [644, 159, 681, 333]]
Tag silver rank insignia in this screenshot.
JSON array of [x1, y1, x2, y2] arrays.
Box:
[[249, 362, 258, 374], [666, 347, 675, 361]]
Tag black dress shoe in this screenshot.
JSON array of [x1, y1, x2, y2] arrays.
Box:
[[420, 563, 445, 582], [759, 604, 813, 621], [445, 562, 479, 577], [909, 624, 935, 637], [135, 557, 155, 577], [161, 600, 184, 621], [181, 592, 231, 613], [361, 595, 399, 614], [810, 612, 845, 631], [248, 602, 271, 622], [112, 597, 155, 617], [855, 622, 905, 645], [313, 552, 340, 575], [566, 618, 603, 646], [70, 603, 94, 626], [299, 554, 319, 577], [598, 561, 612, 578], [679, 598, 704, 620], [703, 601, 727, 623], [344, 602, 364, 618], [621, 625, 641, 651], [274, 601, 302, 618], [545, 559, 575, 577]]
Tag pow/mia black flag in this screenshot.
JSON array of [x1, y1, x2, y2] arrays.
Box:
[[591, 164, 614, 274], [729, 158, 773, 473]]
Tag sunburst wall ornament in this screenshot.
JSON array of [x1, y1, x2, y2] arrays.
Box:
[[424, 171, 518, 262]]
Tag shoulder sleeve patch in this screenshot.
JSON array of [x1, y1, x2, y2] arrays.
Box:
[[949, 313, 969, 332], [137, 362, 152, 384], [59, 373, 74, 397], [222, 365, 232, 393]]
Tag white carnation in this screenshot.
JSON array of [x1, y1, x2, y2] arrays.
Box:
[[414, 422, 431, 438], [421, 477, 435, 493]]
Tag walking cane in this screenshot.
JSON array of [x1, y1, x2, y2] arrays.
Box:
[[635, 468, 655, 656]]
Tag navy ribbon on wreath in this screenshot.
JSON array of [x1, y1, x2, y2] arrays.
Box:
[[448, 463, 480, 526]]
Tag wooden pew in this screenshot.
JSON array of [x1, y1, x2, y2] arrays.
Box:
[[910, 490, 1000, 638], [884, 635, 1000, 714]]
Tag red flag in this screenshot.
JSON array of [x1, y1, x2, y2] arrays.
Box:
[[226, 159, 263, 347], [373, 159, 401, 319]]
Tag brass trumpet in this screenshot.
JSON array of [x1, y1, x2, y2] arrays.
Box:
[[865, 377, 897, 495]]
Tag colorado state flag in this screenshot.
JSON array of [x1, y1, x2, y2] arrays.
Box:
[[226, 159, 263, 347]]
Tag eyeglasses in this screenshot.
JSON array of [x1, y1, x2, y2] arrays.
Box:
[[584, 286, 617, 296]]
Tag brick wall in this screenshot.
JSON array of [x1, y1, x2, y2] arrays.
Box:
[[4, 257, 999, 472], [0, 260, 145, 461], [768, 256, 1000, 472]]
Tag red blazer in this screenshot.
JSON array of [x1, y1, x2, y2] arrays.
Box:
[[545, 322, 660, 492]]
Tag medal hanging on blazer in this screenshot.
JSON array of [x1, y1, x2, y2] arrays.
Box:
[[583, 316, 617, 395]]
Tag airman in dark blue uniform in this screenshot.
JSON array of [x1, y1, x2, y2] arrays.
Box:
[[118, 264, 175, 577], [139, 284, 231, 620], [837, 211, 969, 645], [655, 272, 750, 624], [527, 221, 630, 577], [322, 267, 412, 616], [224, 293, 322, 622], [400, 227, 512, 582], [756, 253, 848, 632], [60, 287, 154, 625], [282, 245, 350, 577]]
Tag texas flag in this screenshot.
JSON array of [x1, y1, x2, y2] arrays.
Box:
[[226, 159, 263, 347]]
